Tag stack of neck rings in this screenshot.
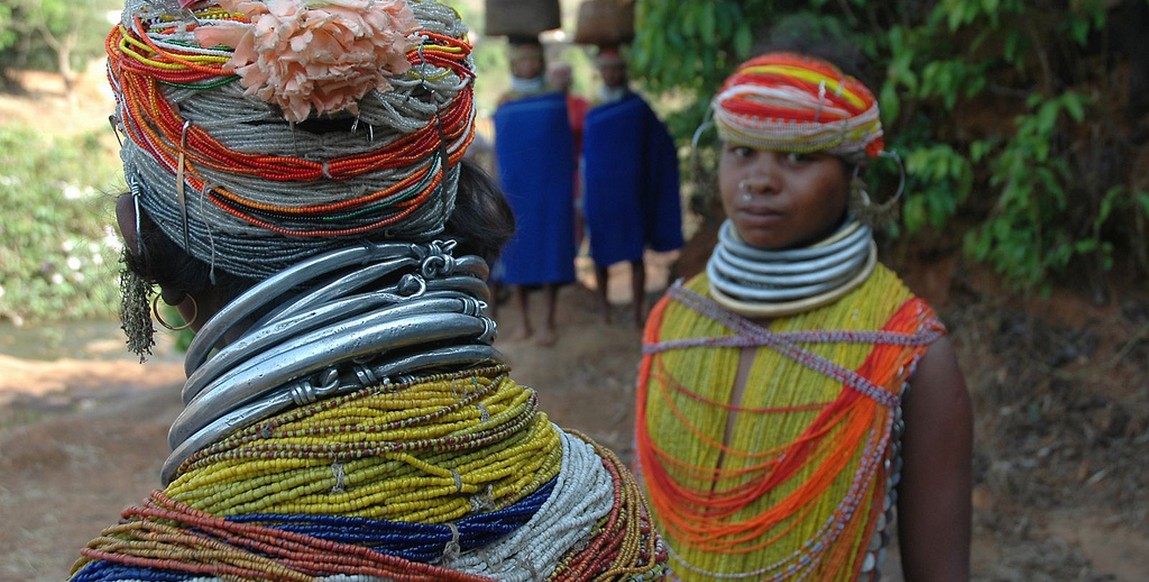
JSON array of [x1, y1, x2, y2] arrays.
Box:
[[72, 1, 665, 580], [634, 53, 943, 580]]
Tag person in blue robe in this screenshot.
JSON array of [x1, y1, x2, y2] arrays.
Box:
[[493, 38, 577, 346], [582, 46, 684, 327]]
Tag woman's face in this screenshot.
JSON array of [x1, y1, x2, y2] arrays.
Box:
[[511, 55, 544, 81], [597, 61, 627, 89], [718, 144, 851, 250]]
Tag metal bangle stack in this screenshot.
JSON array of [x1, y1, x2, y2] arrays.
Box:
[[163, 239, 503, 484]]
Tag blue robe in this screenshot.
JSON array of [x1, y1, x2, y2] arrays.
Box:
[[582, 93, 683, 267], [493, 92, 577, 286]]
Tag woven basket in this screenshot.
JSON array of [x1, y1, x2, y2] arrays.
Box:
[[484, 0, 562, 37], [573, 0, 635, 46]]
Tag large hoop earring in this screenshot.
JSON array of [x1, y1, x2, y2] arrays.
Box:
[[688, 118, 722, 219], [848, 152, 905, 229], [152, 294, 198, 331]]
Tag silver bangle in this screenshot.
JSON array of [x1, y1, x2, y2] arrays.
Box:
[[162, 343, 504, 485], [170, 311, 492, 448], [182, 292, 482, 403], [185, 242, 425, 375]]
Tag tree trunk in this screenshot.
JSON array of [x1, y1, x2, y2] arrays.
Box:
[[56, 32, 77, 108], [57, 33, 76, 103]]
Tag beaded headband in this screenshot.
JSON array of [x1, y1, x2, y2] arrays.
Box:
[[712, 52, 883, 161], [107, 0, 477, 279]]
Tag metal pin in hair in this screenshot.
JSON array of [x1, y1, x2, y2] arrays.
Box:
[[108, 114, 123, 148]]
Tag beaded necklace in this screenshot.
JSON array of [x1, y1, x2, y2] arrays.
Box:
[[71, 490, 496, 582], [707, 218, 877, 318], [636, 269, 943, 580], [72, 428, 666, 581], [167, 367, 562, 521]]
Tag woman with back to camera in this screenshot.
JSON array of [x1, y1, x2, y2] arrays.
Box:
[[69, 1, 665, 580], [634, 47, 973, 580]]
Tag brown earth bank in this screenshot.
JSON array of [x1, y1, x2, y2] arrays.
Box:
[[3, 68, 1149, 582]]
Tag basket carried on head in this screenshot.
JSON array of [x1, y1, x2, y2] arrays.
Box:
[[574, 0, 635, 46], [485, 0, 562, 37]]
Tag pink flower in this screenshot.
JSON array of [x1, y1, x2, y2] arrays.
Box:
[[195, 0, 417, 123]]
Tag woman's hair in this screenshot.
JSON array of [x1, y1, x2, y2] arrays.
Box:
[[444, 159, 517, 262], [125, 158, 515, 302]]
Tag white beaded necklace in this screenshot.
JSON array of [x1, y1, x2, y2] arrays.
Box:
[[442, 429, 613, 580], [706, 218, 877, 318]]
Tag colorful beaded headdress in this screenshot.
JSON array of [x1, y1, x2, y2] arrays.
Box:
[[711, 52, 883, 162], [108, 0, 477, 279]]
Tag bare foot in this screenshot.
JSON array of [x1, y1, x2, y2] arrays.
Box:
[[534, 327, 557, 347]]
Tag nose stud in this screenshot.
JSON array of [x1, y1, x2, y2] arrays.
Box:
[[739, 180, 752, 202]]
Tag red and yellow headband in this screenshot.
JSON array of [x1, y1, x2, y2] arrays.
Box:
[[712, 52, 883, 160]]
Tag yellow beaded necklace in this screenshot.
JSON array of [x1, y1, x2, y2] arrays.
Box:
[[638, 266, 940, 580], [167, 366, 562, 522]]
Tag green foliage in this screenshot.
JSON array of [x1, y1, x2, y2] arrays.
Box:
[[631, 0, 743, 94], [0, 125, 123, 323], [963, 92, 1089, 289], [901, 143, 972, 235], [0, 4, 16, 54], [0, 0, 120, 75], [630, 0, 1149, 291], [897, 0, 1130, 290]]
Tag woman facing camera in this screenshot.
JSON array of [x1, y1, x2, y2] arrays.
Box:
[[635, 50, 973, 581]]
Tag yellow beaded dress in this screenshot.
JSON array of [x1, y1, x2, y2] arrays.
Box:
[[636, 267, 943, 580]]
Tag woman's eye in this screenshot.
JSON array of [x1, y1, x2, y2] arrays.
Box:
[[721, 145, 752, 159], [785, 152, 809, 163]]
